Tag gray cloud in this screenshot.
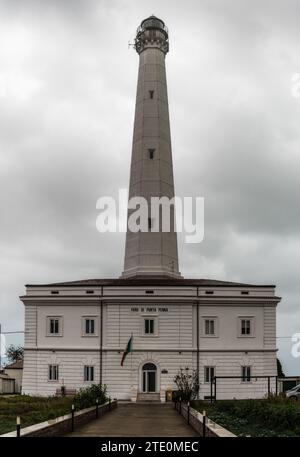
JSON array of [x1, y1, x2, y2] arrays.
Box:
[[0, 0, 299, 374]]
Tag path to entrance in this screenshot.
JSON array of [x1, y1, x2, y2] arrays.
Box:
[[67, 403, 198, 437]]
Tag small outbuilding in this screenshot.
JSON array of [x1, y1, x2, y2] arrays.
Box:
[[0, 373, 15, 394], [4, 361, 23, 393]]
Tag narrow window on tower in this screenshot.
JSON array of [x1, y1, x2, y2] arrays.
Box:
[[149, 90, 154, 99], [148, 149, 155, 159], [148, 217, 152, 230]]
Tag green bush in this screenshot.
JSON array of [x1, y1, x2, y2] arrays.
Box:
[[174, 368, 199, 403], [74, 384, 108, 410]]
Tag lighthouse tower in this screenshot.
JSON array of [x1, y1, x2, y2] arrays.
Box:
[[122, 16, 182, 279]]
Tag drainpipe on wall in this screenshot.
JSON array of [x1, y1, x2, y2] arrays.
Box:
[[99, 286, 103, 386], [196, 286, 200, 399]]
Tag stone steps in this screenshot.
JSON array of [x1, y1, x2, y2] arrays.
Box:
[[136, 392, 161, 402]]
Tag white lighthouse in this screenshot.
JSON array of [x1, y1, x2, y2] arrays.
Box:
[[122, 16, 181, 279], [20, 16, 280, 402]]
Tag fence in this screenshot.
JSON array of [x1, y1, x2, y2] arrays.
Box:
[[1, 398, 117, 437], [209, 376, 278, 402], [174, 399, 235, 438]]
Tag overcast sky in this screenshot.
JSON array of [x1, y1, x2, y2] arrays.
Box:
[[0, 0, 299, 374]]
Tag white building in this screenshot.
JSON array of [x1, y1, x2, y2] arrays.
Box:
[[21, 16, 281, 401]]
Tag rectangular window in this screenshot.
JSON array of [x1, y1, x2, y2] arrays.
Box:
[[145, 318, 155, 335], [204, 366, 215, 383], [50, 319, 59, 334], [47, 317, 62, 336], [84, 365, 94, 382], [242, 366, 251, 382], [204, 319, 215, 335], [203, 317, 217, 337], [149, 90, 154, 99], [141, 316, 158, 337], [241, 319, 252, 336], [48, 364, 59, 381], [85, 318, 95, 335], [82, 317, 98, 336]]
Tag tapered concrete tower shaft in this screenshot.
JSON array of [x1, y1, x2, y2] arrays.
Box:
[[122, 16, 182, 279]]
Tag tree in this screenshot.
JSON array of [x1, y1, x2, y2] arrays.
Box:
[[277, 358, 285, 378], [6, 345, 24, 363], [174, 367, 199, 402]]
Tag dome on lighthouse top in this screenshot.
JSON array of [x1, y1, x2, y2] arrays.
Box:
[[135, 15, 169, 55], [140, 15, 167, 32]]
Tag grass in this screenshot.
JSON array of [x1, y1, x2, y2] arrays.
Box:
[[192, 396, 300, 437], [0, 384, 107, 435], [0, 395, 74, 434]]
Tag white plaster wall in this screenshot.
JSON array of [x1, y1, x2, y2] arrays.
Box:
[[198, 351, 277, 400], [198, 305, 265, 350], [22, 350, 100, 396], [36, 305, 101, 349], [105, 303, 193, 350]]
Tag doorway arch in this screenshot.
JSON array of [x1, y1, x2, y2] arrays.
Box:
[[141, 362, 157, 393]]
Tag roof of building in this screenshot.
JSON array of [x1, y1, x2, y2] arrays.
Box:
[[5, 361, 23, 370], [0, 373, 15, 380], [26, 277, 275, 288]]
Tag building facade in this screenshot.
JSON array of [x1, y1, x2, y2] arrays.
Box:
[[21, 279, 280, 400], [21, 16, 281, 401]]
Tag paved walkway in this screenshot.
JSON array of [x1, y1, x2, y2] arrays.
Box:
[[67, 403, 198, 437]]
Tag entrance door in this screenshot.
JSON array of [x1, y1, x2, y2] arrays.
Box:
[[142, 363, 157, 393]]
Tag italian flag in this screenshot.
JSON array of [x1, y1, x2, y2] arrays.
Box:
[[121, 335, 133, 366]]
